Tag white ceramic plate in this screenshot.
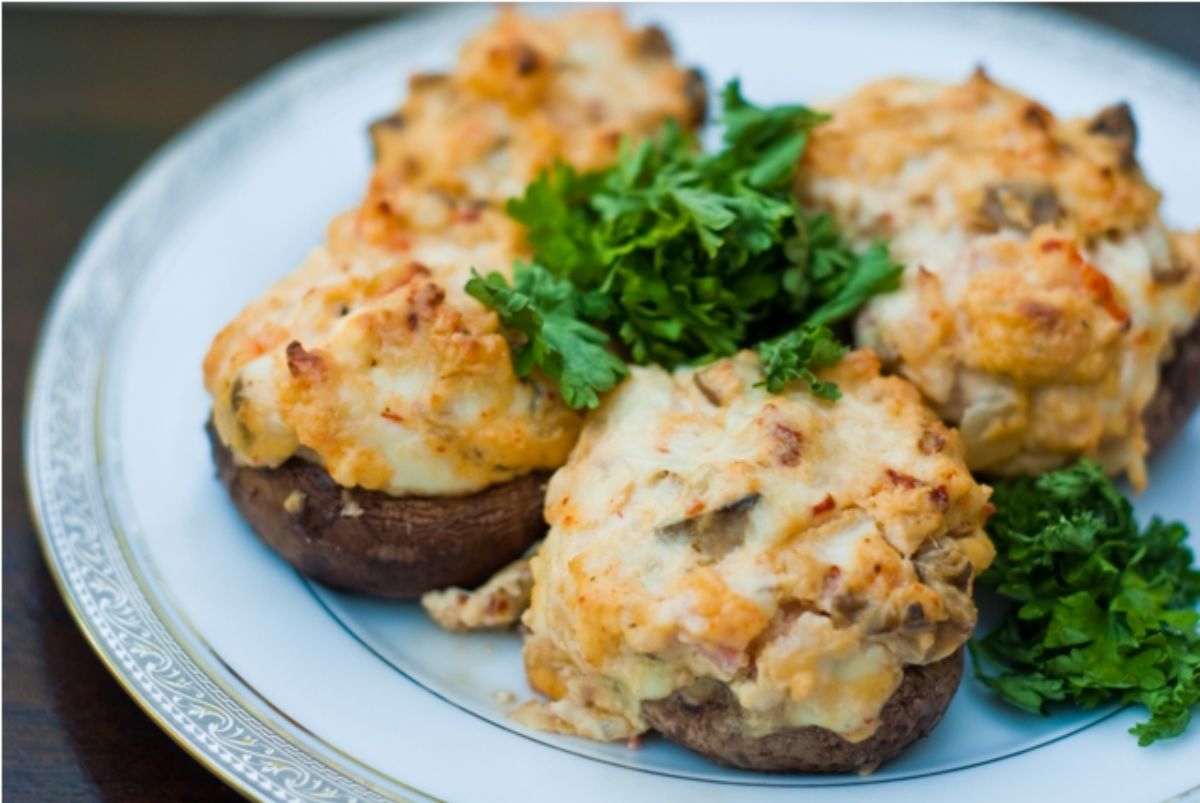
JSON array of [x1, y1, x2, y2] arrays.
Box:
[[26, 5, 1200, 802]]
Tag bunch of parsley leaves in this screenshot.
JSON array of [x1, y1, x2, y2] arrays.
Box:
[[971, 460, 1200, 745], [466, 81, 902, 409]]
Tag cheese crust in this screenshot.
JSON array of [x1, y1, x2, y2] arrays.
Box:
[[518, 350, 994, 742], [203, 10, 703, 495], [799, 71, 1200, 487]]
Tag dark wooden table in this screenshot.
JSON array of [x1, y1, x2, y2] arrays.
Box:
[[3, 5, 1198, 801]]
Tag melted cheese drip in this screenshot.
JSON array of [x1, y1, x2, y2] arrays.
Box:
[[203, 10, 703, 494], [800, 72, 1200, 488], [519, 350, 994, 742]]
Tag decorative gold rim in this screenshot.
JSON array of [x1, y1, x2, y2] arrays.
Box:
[[94, 369, 433, 802], [28, 493, 259, 803]]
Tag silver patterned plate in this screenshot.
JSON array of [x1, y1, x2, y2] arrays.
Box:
[[26, 5, 1200, 802]]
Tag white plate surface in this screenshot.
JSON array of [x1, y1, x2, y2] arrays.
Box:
[[27, 5, 1200, 802]]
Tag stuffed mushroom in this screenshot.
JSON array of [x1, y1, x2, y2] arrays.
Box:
[[518, 350, 994, 772], [203, 10, 706, 597]]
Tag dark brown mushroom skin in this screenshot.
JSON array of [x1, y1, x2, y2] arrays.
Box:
[[1146, 316, 1200, 455], [641, 649, 963, 774], [1088, 102, 1138, 170], [208, 422, 549, 599]]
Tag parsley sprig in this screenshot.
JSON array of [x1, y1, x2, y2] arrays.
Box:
[[755, 323, 846, 400], [465, 265, 627, 411], [791, 216, 905, 328], [467, 80, 902, 409], [971, 460, 1200, 745]]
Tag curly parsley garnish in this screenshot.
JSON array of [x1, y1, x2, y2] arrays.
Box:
[[468, 80, 901, 408], [465, 265, 627, 410], [755, 323, 846, 400], [795, 221, 904, 328], [971, 460, 1200, 745]]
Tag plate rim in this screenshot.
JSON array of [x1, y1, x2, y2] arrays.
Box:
[[23, 5, 1200, 802]]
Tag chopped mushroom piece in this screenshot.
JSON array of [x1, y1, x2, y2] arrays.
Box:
[[421, 553, 535, 632]]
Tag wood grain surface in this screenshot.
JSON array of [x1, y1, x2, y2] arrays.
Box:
[[3, 5, 1197, 801]]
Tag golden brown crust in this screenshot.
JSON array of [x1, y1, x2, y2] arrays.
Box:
[[360, 10, 707, 248], [208, 423, 547, 599], [641, 649, 963, 773], [204, 10, 706, 498], [801, 72, 1200, 487]]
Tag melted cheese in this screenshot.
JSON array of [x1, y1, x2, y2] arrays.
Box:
[[519, 350, 994, 742], [799, 72, 1200, 488], [203, 10, 703, 494]]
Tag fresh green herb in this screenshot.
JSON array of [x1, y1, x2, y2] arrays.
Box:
[[479, 80, 902, 408], [714, 80, 829, 192], [786, 214, 905, 327], [755, 323, 846, 399], [465, 265, 627, 410], [971, 460, 1200, 745], [507, 103, 805, 368]]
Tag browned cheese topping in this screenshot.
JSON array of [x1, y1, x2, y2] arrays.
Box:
[[799, 71, 1200, 487], [518, 351, 993, 742], [203, 11, 704, 495]]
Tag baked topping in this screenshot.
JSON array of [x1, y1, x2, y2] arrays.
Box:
[[203, 11, 702, 494], [519, 350, 993, 741], [799, 71, 1200, 486]]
